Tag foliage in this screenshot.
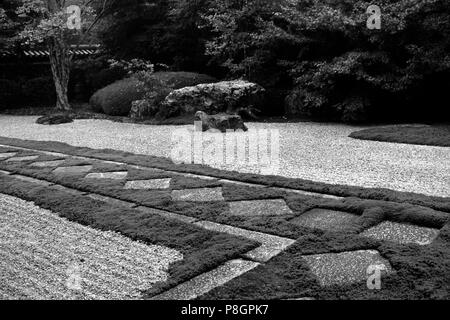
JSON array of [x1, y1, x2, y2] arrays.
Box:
[[89, 77, 145, 115], [0, 79, 23, 108], [22, 76, 56, 105], [203, 0, 450, 122], [108, 58, 155, 75]]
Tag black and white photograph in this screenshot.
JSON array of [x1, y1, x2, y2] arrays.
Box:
[[0, 0, 449, 308]]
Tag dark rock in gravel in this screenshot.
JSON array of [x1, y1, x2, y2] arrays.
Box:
[[194, 111, 248, 132], [36, 114, 74, 125]]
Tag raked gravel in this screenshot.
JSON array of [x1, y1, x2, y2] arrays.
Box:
[[0, 193, 183, 300], [0, 116, 448, 197]]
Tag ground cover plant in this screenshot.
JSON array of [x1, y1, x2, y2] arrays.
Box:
[[349, 124, 450, 147], [0, 139, 448, 299]]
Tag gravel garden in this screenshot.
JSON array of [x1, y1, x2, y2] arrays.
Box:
[[1, 0, 449, 302]]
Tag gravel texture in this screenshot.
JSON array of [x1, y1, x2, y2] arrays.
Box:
[[289, 209, 360, 232], [302, 250, 392, 286], [0, 117, 448, 197], [125, 178, 172, 190], [171, 187, 225, 202], [229, 199, 293, 217], [360, 221, 440, 245], [0, 193, 183, 300]]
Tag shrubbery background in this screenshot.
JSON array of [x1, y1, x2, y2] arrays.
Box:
[[1, 0, 449, 123]]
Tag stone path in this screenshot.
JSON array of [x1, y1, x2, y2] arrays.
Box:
[[0, 142, 444, 300]]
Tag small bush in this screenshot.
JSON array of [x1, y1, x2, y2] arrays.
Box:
[[22, 77, 56, 106], [89, 78, 145, 116], [0, 79, 22, 109], [88, 66, 127, 94]]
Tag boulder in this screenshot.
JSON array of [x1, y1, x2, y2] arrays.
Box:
[[159, 80, 265, 119], [194, 111, 248, 133], [129, 72, 217, 120], [36, 114, 74, 125]]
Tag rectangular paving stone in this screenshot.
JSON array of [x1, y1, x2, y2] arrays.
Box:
[[302, 250, 392, 287], [289, 208, 360, 232], [136, 206, 197, 224], [194, 220, 295, 262], [171, 187, 224, 202], [85, 171, 128, 180], [0, 152, 17, 159], [229, 199, 293, 217], [152, 259, 260, 300], [5, 155, 39, 162], [30, 160, 65, 168], [360, 221, 440, 245], [125, 179, 171, 190], [52, 165, 93, 175], [87, 194, 136, 208], [10, 175, 53, 186]]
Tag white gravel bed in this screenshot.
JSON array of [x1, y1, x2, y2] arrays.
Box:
[[0, 116, 448, 197], [0, 193, 183, 300]]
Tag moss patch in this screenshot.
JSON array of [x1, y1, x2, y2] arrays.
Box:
[[349, 124, 450, 147]]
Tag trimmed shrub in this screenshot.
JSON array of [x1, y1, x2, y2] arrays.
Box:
[[0, 79, 22, 109], [89, 66, 127, 94], [22, 77, 56, 106], [89, 78, 145, 116]]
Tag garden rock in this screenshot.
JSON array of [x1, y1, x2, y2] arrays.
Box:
[[194, 111, 248, 132], [129, 72, 217, 120], [36, 114, 74, 125], [159, 80, 265, 119]]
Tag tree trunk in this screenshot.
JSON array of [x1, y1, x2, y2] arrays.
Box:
[[48, 38, 71, 111]]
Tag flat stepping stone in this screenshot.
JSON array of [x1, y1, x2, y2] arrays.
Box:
[[194, 220, 295, 262], [360, 221, 440, 245], [302, 250, 392, 286], [0, 152, 17, 159], [289, 208, 359, 232], [52, 165, 93, 175], [30, 160, 65, 168], [85, 171, 128, 180], [229, 199, 293, 216], [5, 155, 39, 162], [171, 187, 224, 202], [152, 259, 259, 300], [125, 179, 171, 190]]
